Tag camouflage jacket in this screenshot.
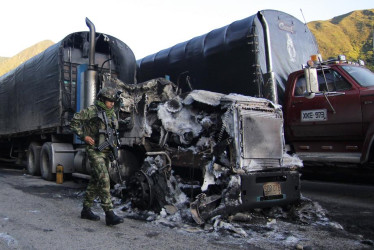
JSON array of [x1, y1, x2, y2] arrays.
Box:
[[70, 104, 119, 150]]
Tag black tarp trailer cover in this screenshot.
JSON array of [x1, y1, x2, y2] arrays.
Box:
[[137, 9, 319, 104], [0, 32, 136, 137]]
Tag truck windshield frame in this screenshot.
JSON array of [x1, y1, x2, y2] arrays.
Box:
[[341, 65, 374, 87]]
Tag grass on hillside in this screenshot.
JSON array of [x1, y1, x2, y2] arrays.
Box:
[[308, 9, 374, 71]]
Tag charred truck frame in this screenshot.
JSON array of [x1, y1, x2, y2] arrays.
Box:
[[0, 17, 301, 224]]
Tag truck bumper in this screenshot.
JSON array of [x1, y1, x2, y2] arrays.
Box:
[[189, 170, 301, 224], [240, 170, 300, 209]]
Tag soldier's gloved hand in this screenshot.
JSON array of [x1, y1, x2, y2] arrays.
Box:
[[84, 136, 95, 146]]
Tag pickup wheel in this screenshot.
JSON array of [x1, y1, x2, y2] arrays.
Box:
[[40, 142, 55, 181], [27, 142, 41, 176]]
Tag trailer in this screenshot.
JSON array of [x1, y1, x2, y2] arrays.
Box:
[[136, 9, 319, 105]]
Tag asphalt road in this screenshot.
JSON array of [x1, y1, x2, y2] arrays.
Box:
[[301, 180, 374, 241], [0, 164, 373, 250], [0, 166, 241, 250]]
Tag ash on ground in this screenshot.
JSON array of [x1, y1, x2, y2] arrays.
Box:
[[104, 185, 373, 250]]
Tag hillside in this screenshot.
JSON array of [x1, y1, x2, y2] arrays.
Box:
[[0, 40, 54, 76], [0, 57, 8, 64], [308, 9, 374, 70]]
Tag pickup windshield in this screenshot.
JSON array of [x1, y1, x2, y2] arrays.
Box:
[[341, 65, 374, 87]]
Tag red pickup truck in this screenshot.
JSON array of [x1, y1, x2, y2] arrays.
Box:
[[284, 60, 374, 165]]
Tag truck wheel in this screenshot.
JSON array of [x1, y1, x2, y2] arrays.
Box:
[[27, 142, 41, 176], [40, 142, 55, 181]]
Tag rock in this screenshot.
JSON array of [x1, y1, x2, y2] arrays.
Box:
[[164, 205, 178, 215], [228, 212, 253, 223], [296, 244, 303, 250]]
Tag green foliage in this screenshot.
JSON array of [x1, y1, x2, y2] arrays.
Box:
[[308, 9, 374, 70]]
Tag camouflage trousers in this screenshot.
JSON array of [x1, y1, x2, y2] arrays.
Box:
[[83, 148, 113, 212]]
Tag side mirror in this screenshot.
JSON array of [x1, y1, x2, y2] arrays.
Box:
[[304, 67, 319, 99]]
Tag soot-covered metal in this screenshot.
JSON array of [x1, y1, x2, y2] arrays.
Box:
[[103, 76, 302, 224]]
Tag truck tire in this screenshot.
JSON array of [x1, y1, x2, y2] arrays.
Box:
[[27, 142, 41, 176], [40, 142, 55, 181]]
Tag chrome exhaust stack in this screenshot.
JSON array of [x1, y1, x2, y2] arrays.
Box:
[[83, 17, 98, 109]]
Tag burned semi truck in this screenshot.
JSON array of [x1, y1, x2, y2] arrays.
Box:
[[116, 79, 301, 223], [0, 18, 301, 223]]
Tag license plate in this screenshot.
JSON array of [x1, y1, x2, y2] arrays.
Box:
[[263, 182, 281, 196], [301, 109, 327, 122]]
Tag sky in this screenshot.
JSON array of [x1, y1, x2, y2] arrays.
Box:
[[1, 0, 373, 59]]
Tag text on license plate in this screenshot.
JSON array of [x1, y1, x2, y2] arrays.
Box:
[[301, 109, 327, 122], [263, 182, 281, 196]]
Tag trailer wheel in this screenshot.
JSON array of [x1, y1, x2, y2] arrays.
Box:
[[27, 142, 42, 176], [40, 142, 55, 181]]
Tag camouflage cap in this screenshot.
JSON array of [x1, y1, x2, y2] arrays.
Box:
[[97, 87, 117, 102]]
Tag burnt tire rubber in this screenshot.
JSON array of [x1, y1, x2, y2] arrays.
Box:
[[40, 142, 55, 181], [27, 142, 41, 176]]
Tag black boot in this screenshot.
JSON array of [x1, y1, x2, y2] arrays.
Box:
[[105, 210, 124, 226], [81, 206, 100, 221]]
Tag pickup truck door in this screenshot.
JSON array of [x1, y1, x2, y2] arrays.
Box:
[[286, 68, 362, 148]]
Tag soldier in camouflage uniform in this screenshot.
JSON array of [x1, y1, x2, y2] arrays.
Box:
[[70, 87, 124, 226]]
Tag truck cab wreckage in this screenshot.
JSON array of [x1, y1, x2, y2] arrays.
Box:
[[108, 77, 301, 224]]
